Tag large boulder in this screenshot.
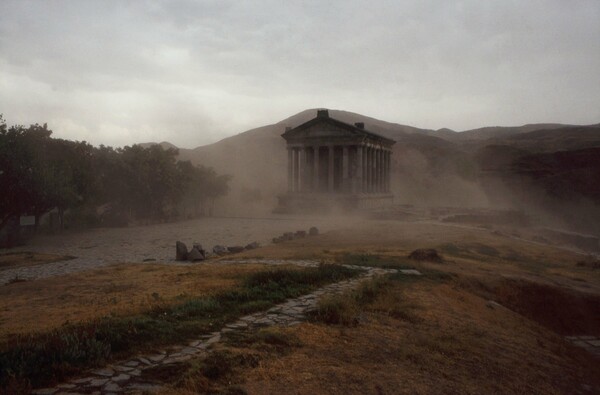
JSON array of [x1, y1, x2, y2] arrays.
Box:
[[176, 241, 188, 261], [245, 241, 260, 250], [309, 227, 319, 236], [188, 247, 205, 262], [227, 246, 245, 253]]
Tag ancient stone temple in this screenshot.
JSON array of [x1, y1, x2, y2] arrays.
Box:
[[277, 109, 395, 212]]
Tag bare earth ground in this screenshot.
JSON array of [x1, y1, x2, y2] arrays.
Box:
[[1, 215, 600, 394]]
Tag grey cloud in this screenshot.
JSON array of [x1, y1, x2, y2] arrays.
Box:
[[0, 1, 598, 148]]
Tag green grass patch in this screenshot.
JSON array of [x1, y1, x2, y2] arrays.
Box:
[[309, 277, 391, 326], [0, 264, 359, 391]]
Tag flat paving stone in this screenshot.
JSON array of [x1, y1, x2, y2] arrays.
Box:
[[124, 360, 140, 367], [92, 368, 114, 377], [148, 354, 166, 362], [88, 378, 109, 387], [112, 373, 130, 382], [103, 382, 122, 392]]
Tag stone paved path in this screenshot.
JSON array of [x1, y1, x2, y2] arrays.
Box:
[[565, 336, 600, 359], [31, 259, 418, 395]]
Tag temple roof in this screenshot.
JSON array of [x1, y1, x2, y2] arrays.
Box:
[[281, 109, 396, 146]]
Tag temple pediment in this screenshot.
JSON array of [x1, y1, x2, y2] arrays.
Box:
[[281, 109, 395, 147]]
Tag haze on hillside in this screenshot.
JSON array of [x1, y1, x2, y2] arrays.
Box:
[[1, 1, 599, 148]]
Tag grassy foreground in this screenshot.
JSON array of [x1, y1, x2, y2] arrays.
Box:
[[159, 251, 600, 395], [0, 263, 359, 391]]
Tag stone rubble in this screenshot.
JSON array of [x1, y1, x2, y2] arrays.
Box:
[[32, 259, 417, 395], [565, 336, 600, 358]]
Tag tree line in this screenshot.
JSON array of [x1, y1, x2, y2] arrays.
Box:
[[0, 115, 231, 231]]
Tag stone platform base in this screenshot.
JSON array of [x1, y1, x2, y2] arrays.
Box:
[[274, 193, 394, 214]]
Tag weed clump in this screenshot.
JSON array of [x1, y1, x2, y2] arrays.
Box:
[[309, 277, 390, 326], [408, 249, 443, 263]]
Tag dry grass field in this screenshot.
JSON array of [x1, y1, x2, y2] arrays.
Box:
[[1, 218, 599, 393]]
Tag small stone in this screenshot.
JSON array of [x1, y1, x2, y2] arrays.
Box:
[[138, 357, 153, 365], [189, 340, 202, 347], [112, 373, 130, 382], [103, 382, 121, 392], [113, 365, 133, 372], [129, 369, 141, 377], [588, 340, 600, 347], [123, 360, 140, 367], [72, 377, 94, 384], [92, 368, 114, 377], [88, 378, 109, 387], [181, 346, 200, 355], [57, 384, 77, 389], [227, 246, 245, 253], [148, 354, 166, 362]]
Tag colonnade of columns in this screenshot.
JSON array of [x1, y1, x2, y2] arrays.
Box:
[[288, 144, 391, 194]]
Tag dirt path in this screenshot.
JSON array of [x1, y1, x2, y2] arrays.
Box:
[[1, 215, 363, 284]]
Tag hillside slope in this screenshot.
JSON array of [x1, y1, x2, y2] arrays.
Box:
[[145, 109, 600, 230]]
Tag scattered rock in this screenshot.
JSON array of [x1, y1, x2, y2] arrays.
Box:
[[213, 245, 228, 255], [142, 258, 156, 262], [92, 368, 114, 377], [295, 230, 307, 238], [309, 227, 319, 236], [175, 241, 188, 261], [227, 246, 245, 253], [187, 247, 205, 262], [245, 241, 260, 250], [408, 248, 442, 262]]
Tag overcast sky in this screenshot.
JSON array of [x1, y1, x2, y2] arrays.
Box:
[[1, 1, 599, 148]]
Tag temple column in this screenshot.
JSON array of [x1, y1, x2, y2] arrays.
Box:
[[386, 150, 390, 192], [366, 147, 373, 193], [377, 149, 382, 192], [342, 145, 349, 193], [328, 145, 334, 192], [382, 150, 387, 193], [373, 148, 381, 193], [299, 147, 306, 192], [287, 147, 293, 192], [314, 148, 319, 191], [371, 147, 376, 193], [356, 145, 363, 193], [363, 146, 371, 193]]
